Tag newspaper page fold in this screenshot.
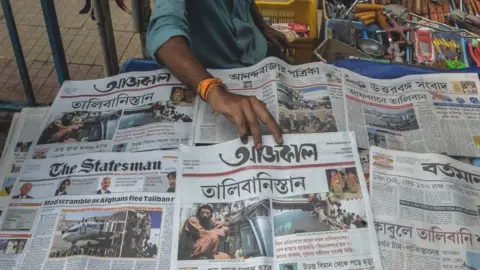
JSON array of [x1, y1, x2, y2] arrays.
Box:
[[370, 146, 480, 269], [173, 133, 382, 270]]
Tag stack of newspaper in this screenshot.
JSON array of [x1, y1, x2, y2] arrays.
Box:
[[0, 56, 479, 269]]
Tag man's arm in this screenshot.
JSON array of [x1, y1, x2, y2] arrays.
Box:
[[147, 1, 282, 148], [250, 1, 290, 51]]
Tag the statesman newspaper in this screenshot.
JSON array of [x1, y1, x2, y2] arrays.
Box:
[[370, 146, 480, 270], [26, 69, 195, 159], [0, 151, 177, 269], [342, 70, 480, 157], [0, 108, 48, 209], [193, 57, 343, 144], [173, 133, 382, 270]]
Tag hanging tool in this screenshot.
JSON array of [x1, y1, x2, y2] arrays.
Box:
[[468, 40, 480, 66]]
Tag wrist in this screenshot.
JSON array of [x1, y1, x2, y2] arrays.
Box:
[[205, 84, 227, 105]]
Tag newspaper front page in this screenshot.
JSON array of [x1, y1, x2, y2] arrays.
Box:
[[0, 108, 48, 210], [342, 70, 480, 157], [26, 70, 195, 159], [194, 57, 343, 144], [0, 151, 177, 269], [370, 146, 480, 270], [172, 133, 382, 270]]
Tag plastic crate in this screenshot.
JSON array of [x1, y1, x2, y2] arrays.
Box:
[[256, 0, 318, 64]]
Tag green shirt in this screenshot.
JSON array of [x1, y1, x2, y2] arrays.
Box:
[[146, 0, 268, 69]]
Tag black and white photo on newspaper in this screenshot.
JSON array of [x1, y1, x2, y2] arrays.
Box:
[[369, 146, 480, 270], [173, 133, 382, 270], [341, 69, 480, 157], [193, 57, 344, 144], [26, 69, 196, 160]]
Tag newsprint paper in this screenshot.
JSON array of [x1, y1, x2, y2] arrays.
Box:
[[342, 70, 480, 157], [194, 57, 343, 144], [172, 133, 382, 270], [370, 146, 480, 270], [26, 69, 195, 159], [0, 151, 177, 269], [0, 107, 48, 210]]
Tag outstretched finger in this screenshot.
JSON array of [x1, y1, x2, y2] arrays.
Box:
[[277, 33, 291, 49], [250, 98, 283, 144], [243, 100, 262, 149], [232, 111, 249, 144]]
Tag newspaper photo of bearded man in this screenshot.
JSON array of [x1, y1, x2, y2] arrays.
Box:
[[177, 197, 272, 261]]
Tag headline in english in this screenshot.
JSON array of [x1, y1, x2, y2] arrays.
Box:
[[43, 195, 173, 205], [49, 158, 162, 177]]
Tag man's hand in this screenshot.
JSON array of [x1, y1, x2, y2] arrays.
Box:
[[263, 26, 291, 52], [207, 85, 283, 149]]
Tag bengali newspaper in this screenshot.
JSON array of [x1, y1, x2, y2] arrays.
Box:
[[193, 57, 343, 144], [26, 69, 195, 159], [342, 70, 480, 157], [369, 146, 480, 270], [0, 150, 177, 269], [172, 133, 382, 270], [0, 107, 48, 210]]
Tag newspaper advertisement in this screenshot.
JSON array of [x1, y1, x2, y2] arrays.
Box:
[[0, 151, 177, 269], [172, 133, 382, 270], [26, 69, 196, 159], [369, 146, 480, 270], [342, 70, 480, 157], [0, 108, 48, 209], [193, 57, 343, 144]]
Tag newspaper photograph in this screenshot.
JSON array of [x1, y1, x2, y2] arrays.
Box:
[[370, 146, 480, 270], [172, 133, 382, 269], [0, 192, 174, 270], [342, 70, 480, 157], [26, 70, 195, 159], [193, 57, 343, 144], [0, 108, 48, 209]]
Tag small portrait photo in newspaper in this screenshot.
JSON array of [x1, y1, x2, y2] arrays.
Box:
[[177, 197, 272, 261], [36, 110, 122, 145], [14, 142, 32, 153], [169, 87, 195, 105], [272, 192, 368, 236], [279, 262, 298, 270], [48, 208, 162, 259], [0, 238, 27, 255]]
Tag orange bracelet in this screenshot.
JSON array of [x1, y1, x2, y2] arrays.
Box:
[[197, 78, 223, 101]]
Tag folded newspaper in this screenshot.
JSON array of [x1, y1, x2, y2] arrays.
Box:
[[1, 150, 177, 269], [173, 133, 382, 269], [370, 146, 480, 270]]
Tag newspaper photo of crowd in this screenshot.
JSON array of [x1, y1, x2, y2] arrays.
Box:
[[0, 239, 27, 255], [273, 193, 368, 236], [363, 106, 419, 131], [177, 197, 273, 260], [277, 83, 332, 111], [37, 110, 122, 145], [367, 129, 387, 148], [48, 209, 161, 259], [117, 101, 193, 130], [326, 167, 362, 199], [279, 109, 337, 134]]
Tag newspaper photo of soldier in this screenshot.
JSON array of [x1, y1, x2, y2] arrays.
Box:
[[367, 128, 387, 148], [170, 87, 195, 105], [0, 239, 27, 254], [48, 208, 162, 259], [117, 101, 193, 130], [279, 109, 337, 134], [277, 82, 332, 111], [325, 167, 362, 199], [273, 193, 368, 236], [37, 110, 122, 145], [177, 197, 273, 260], [363, 106, 419, 131]]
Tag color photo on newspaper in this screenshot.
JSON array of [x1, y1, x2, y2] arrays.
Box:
[[48, 208, 161, 258], [177, 197, 272, 261]]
